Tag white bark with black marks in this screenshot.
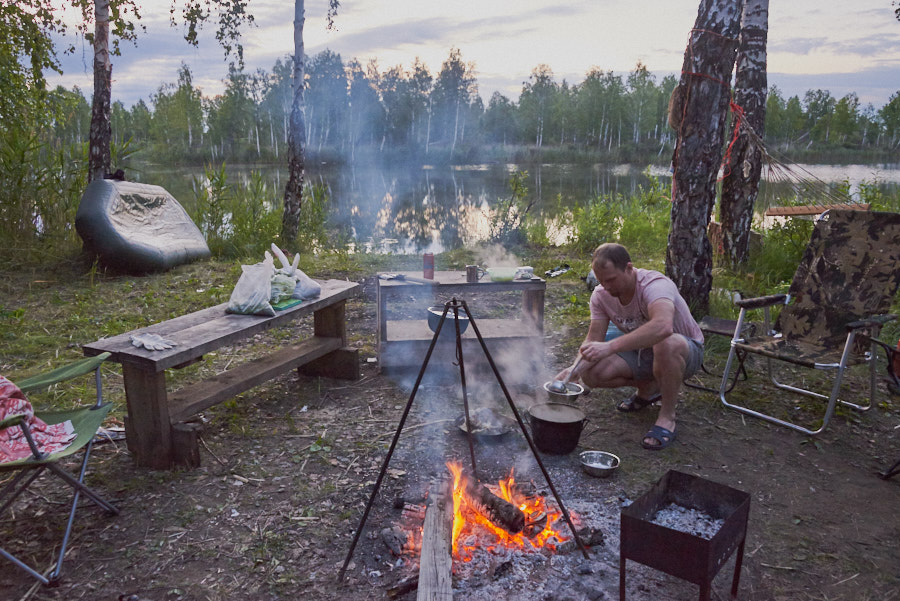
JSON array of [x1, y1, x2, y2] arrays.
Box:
[[666, 0, 743, 314], [720, 0, 769, 266]]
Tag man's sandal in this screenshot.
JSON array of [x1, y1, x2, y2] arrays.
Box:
[[641, 425, 676, 450], [616, 392, 662, 413]]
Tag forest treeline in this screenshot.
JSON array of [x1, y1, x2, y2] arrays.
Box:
[[43, 49, 900, 165]]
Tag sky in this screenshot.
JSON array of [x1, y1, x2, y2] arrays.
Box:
[[47, 0, 900, 110]]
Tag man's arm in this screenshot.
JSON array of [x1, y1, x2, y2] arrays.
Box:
[[556, 318, 608, 382], [579, 299, 675, 363]]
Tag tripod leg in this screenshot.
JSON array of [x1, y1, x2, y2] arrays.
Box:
[[338, 304, 450, 581], [460, 301, 590, 559]]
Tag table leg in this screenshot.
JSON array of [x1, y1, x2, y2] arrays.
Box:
[[523, 288, 545, 335], [122, 363, 173, 469]]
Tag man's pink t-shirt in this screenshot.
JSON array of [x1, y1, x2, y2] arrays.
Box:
[[589, 268, 703, 343]]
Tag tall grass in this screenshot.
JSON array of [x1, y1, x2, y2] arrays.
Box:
[[0, 125, 87, 259], [190, 163, 332, 259]]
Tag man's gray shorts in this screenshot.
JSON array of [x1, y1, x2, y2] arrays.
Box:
[[617, 335, 704, 382]]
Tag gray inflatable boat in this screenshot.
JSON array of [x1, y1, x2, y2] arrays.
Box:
[[76, 179, 210, 273]]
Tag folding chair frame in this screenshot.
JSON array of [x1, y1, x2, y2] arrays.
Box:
[[684, 316, 752, 394], [0, 353, 118, 587], [718, 298, 883, 436], [716, 209, 900, 437]]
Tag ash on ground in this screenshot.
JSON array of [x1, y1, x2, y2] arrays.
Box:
[[650, 503, 724, 540]]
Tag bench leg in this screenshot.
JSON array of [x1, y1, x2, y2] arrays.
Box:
[[299, 347, 359, 380], [172, 422, 202, 468], [122, 364, 174, 469], [302, 300, 359, 380]]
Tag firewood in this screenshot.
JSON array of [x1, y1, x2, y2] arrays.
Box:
[[462, 474, 526, 534], [418, 481, 453, 601]]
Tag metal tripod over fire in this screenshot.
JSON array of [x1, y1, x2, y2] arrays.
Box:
[[339, 298, 589, 580]]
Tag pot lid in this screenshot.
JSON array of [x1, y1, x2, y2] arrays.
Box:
[[528, 402, 584, 424]]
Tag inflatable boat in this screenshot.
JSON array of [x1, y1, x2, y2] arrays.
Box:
[[75, 179, 210, 273]]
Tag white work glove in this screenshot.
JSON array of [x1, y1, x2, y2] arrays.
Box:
[[130, 333, 177, 351]]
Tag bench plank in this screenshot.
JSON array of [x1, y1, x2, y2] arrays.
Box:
[[84, 279, 358, 372], [168, 336, 343, 422]]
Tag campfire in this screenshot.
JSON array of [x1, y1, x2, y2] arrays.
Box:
[[447, 462, 569, 562]]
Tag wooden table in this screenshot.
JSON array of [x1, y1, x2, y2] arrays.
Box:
[[376, 271, 545, 384], [84, 279, 359, 469]]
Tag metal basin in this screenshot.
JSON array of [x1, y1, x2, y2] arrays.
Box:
[[580, 450, 620, 478]]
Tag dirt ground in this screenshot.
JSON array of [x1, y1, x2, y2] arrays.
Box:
[[2, 276, 899, 601]]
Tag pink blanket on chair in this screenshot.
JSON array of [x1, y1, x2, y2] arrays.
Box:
[[0, 375, 75, 463]]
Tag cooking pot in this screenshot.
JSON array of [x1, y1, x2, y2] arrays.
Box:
[[427, 306, 470, 337], [527, 402, 587, 454]]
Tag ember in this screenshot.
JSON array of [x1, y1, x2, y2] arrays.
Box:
[[447, 462, 570, 562]]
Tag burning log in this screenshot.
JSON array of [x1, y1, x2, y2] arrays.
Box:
[[461, 471, 526, 534]]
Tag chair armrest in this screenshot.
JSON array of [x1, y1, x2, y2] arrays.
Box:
[[0, 413, 26, 430], [734, 294, 788, 310], [846, 314, 896, 331]]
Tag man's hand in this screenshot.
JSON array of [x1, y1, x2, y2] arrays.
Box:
[[579, 339, 615, 363], [554, 366, 574, 382]]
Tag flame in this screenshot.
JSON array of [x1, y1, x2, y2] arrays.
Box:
[[446, 461, 569, 562]]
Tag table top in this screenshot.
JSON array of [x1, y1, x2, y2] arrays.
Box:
[[377, 270, 545, 290]]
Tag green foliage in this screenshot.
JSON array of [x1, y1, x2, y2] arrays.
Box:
[[616, 171, 671, 254], [569, 169, 671, 255], [192, 163, 232, 251], [294, 184, 333, 252], [190, 163, 331, 259], [0, 123, 86, 254], [489, 170, 534, 246], [746, 218, 814, 291], [569, 196, 618, 253]]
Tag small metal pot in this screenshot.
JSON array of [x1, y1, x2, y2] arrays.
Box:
[[427, 306, 470, 336], [527, 402, 587, 455], [542, 380, 584, 403]]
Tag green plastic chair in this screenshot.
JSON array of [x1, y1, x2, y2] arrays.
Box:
[[0, 352, 119, 587]]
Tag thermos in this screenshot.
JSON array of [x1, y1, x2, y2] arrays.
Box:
[[423, 252, 434, 279]]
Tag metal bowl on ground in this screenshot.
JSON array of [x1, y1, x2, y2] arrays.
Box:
[[427, 306, 470, 335], [580, 451, 620, 478], [542, 380, 585, 403]]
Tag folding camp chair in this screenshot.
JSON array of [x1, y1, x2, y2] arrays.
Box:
[[0, 352, 118, 586], [718, 209, 900, 435]]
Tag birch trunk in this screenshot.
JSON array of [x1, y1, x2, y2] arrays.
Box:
[[720, 0, 769, 266], [666, 0, 742, 314], [88, 0, 112, 183], [281, 0, 306, 243]]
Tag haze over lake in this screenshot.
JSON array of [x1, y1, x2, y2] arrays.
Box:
[[138, 161, 900, 253]]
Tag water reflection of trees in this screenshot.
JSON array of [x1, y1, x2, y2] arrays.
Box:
[[138, 162, 899, 254]]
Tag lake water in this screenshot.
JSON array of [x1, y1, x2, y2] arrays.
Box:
[[136, 161, 900, 253]]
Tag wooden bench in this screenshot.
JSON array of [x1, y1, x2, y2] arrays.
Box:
[[83, 279, 359, 469]]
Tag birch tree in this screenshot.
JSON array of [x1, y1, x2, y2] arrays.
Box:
[[666, 0, 742, 314], [719, 0, 768, 266], [281, 0, 340, 244]]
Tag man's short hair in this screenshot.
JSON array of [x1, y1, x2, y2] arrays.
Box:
[[592, 243, 631, 271]]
